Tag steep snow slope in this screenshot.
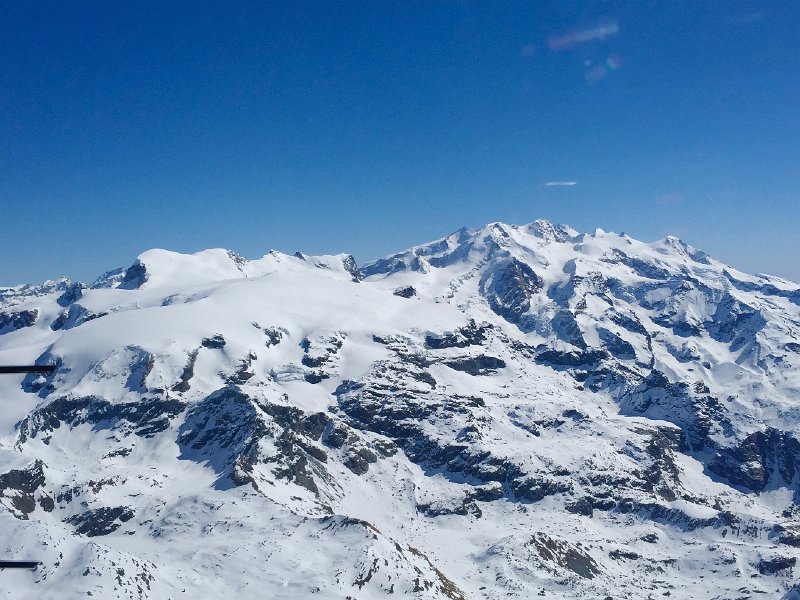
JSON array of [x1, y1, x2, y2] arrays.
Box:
[[1, 222, 800, 599]]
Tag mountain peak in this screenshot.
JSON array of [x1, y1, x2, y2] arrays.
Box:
[[523, 218, 579, 242]]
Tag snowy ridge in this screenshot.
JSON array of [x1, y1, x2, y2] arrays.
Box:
[[1, 220, 800, 599]]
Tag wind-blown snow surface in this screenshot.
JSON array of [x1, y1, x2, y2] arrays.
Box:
[[2, 222, 800, 599]]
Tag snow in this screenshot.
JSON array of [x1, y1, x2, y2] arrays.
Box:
[[1, 220, 799, 598]]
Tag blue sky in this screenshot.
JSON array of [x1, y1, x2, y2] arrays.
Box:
[[2, 1, 798, 284]]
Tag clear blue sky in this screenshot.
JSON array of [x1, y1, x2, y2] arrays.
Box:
[[2, 1, 798, 285]]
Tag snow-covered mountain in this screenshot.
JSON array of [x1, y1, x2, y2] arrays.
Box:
[[2, 220, 800, 599]]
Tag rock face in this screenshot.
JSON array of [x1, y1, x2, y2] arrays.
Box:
[[1, 220, 800, 599], [118, 260, 148, 289], [65, 506, 134, 536], [709, 428, 800, 493], [0, 460, 47, 517], [480, 257, 543, 326], [393, 285, 416, 298], [0, 308, 38, 334], [50, 304, 108, 331], [56, 282, 86, 307], [17, 396, 186, 443]]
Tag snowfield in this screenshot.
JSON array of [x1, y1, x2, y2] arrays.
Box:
[[1, 220, 800, 599]]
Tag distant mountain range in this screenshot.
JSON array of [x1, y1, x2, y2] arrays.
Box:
[[2, 220, 799, 599]]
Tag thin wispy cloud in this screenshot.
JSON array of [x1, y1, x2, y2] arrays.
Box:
[[545, 181, 577, 187], [547, 22, 619, 51], [732, 11, 765, 25]]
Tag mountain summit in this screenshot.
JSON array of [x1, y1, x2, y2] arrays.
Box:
[[2, 221, 800, 599]]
